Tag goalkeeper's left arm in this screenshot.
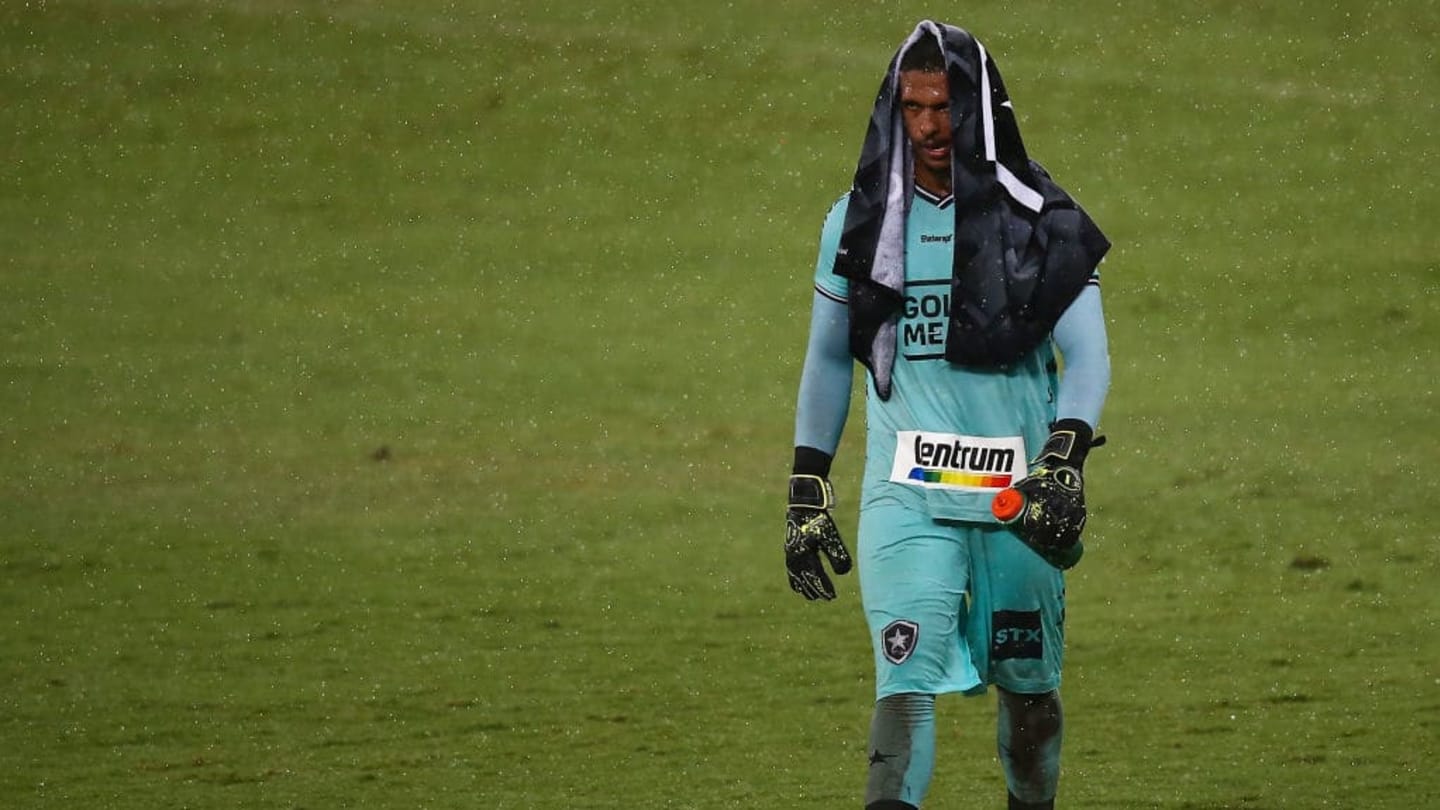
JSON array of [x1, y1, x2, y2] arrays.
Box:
[[1001, 285, 1111, 569], [1052, 284, 1111, 430]]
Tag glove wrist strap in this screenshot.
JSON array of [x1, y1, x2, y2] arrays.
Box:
[[1037, 418, 1096, 469], [788, 474, 835, 509]]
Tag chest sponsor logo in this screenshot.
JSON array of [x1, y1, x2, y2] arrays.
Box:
[[902, 279, 949, 360], [890, 431, 1026, 491]]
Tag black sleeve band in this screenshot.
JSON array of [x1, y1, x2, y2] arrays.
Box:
[[792, 446, 834, 478]]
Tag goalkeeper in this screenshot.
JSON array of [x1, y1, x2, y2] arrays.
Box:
[[784, 21, 1112, 810]]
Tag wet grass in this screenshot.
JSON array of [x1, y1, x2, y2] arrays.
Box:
[[2, 0, 1438, 807]]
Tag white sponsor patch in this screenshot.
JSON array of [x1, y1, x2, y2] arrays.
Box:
[[889, 431, 1027, 492]]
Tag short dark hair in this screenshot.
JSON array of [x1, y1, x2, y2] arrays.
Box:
[[899, 33, 944, 73]]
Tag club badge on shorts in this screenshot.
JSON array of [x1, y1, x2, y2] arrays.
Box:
[[890, 430, 1027, 492], [880, 619, 920, 665]]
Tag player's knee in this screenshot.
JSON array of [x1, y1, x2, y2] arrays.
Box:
[[998, 687, 1062, 741]]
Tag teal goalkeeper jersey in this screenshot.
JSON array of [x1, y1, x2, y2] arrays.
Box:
[[814, 189, 1060, 523]]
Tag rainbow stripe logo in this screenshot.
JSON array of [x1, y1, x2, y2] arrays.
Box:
[[907, 468, 1013, 489]]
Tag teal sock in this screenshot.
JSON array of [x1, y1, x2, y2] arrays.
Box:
[[864, 693, 936, 808]]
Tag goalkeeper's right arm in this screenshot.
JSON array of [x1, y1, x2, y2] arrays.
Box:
[[785, 291, 855, 599], [793, 291, 853, 457]]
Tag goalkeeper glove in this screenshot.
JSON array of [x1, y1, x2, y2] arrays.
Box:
[[993, 419, 1102, 570], [785, 460, 853, 600]]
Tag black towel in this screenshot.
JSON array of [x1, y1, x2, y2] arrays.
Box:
[[833, 21, 1110, 399]]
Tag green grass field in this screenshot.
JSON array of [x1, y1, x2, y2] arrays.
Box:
[[3, 1, 1438, 807]]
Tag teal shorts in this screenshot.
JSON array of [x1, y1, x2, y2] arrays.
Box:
[[857, 503, 1066, 699]]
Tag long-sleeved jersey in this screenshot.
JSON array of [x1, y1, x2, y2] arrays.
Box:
[[795, 187, 1109, 523]]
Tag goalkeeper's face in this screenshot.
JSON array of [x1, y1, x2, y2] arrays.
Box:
[[899, 69, 952, 195]]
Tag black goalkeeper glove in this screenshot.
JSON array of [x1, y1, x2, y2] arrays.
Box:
[[785, 472, 853, 601], [996, 419, 1103, 570]]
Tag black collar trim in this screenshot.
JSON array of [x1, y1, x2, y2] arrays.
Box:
[[914, 186, 954, 209]]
